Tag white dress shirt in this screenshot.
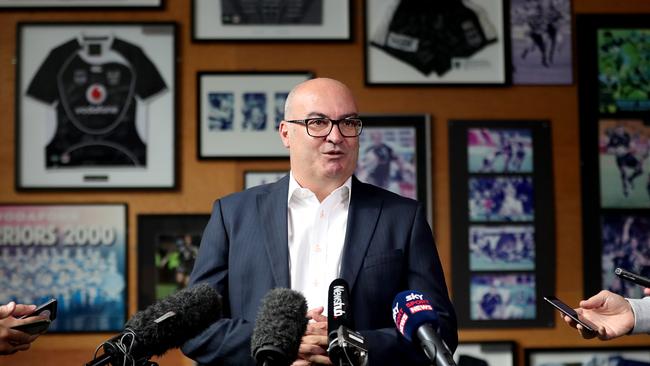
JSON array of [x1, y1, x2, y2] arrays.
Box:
[[287, 172, 352, 315]]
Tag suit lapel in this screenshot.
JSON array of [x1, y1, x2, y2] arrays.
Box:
[[340, 177, 382, 291], [257, 176, 291, 288]]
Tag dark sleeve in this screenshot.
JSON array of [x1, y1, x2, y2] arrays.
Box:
[[112, 38, 167, 100], [360, 203, 458, 366], [26, 39, 79, 104], [181, 200, 255, 366]]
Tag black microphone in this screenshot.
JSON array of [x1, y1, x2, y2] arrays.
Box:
[[392, 290, 456, 366], [251, 288, 308, 366], [86, 283, 222, 366], [327, 278, 368, 366]]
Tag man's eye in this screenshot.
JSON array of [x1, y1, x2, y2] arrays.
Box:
[[310, 119, 328, 127]]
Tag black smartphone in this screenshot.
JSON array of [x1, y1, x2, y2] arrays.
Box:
[[615, 267, 650, 288], [11, 319, 51, 335], [21, 298, 57, 321], [543, 296, 597, 333]]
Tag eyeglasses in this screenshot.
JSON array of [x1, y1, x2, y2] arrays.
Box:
[[284, 117, 363, 137]]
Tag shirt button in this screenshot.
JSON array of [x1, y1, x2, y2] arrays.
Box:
[[314, 243, 321, 252]]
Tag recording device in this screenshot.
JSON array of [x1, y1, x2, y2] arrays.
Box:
[[20, 298, 57, 320], [327, 278, 368, 366], [251, 288, 308, 366], [11, 318, 51, 335], [615, 267, 650, 288], [543, 296, 597, 333], [392, 290, 456, 366], [85, 283, 222, 366]]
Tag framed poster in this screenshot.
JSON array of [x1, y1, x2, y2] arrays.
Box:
[[577, 15, 650, 298], [0, 0, 162, 8], [244, 170, 287, 189], [0, 204, 127, 332], [364, 0, 510, 86], [525, 346, 650, 366], [137, 214, 210, 309], [197, 71, 312, 158], [455, 341, 516, 366], [510, 0, 573, 85], [16, 22, 176, 189], [192, 0, 351, 41], [449, 120, 555, 328]]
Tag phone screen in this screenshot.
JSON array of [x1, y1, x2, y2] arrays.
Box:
[[543, 296, 597, 333], [21, 299, 57, 320]]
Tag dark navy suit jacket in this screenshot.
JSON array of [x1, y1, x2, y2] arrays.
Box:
[[182, 175, 457, 365]]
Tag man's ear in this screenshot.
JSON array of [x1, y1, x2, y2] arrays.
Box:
[[279, 121, 290, 148]]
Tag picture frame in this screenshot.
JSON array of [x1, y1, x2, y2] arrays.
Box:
[[449, 120, 555, 328], [0, 0, 162, 8], [192, 0, 352, 41], [510, 0, 573, 85], [455, 341, 517, 366], [197, 71, 312, 159], [525, 346, 650, 366], [244, 170, 287, 189], [364, 0, 510, 86], [576, 15, 650, 298], [137, 214, 210, 310], [16, 22, 177, 189], [0, 203, 128, 333]]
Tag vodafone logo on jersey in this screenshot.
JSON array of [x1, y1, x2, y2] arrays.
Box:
[[86, 83, 107, 105]]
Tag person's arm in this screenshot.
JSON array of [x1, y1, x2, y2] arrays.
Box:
[[181, 200, 255, 365], [627, 296, 650, 334], [0, 302, 40, 355], [562, 290, 635, 340]]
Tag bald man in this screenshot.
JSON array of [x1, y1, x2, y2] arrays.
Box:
[[182, 78, 457, 365]]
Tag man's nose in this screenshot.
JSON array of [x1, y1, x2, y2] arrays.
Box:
[[326, 122, 345, 143]]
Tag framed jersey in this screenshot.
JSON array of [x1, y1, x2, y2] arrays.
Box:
[[0, 0, 162, 8], [16, 22, 176, 189]]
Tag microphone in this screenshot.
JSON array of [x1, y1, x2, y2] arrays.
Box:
[[327, 278, 368, 366], [86, 282, 222, 366], [392, 290, 456, 366], [251, 288, 308, 366]]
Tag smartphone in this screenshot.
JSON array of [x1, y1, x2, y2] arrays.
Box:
[[615, 268, 650, 288], [543, 296, 597, 333], [11, 319, 51, 335], [21, 298, 57, 321]]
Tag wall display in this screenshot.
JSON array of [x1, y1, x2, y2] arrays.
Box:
[[525, 347, 650, 366], [510, 0, 573, 85], [137, 214, 210, 309], [454, 341, 516, 366], [244, 170, 287, 189], [449, 120, 555, 328], [192, 0, 351, 41], [198, 72, 312, 158], [577, 15, 650, 298], [0, 0, 161, 7], [0, 204, 127, 332], [356, 114, 433, 220], [364, 0, 509, 85], [16, 23, 176, 189]]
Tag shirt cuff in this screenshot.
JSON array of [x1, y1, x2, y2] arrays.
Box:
[[627, 297, 650, 334]]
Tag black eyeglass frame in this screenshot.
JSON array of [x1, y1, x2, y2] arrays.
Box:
[[284, 117, 363, 137]]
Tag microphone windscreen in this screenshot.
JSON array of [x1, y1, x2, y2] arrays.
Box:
[[125, 282, 222, 356], [327, 278, 353, 334], [392, 290, 439, 342], [251, 288, 308, 363]]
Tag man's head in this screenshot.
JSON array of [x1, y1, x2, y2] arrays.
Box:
[[279, 78, 360, 196]]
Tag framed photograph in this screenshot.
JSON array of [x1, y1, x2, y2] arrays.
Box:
[[510, 0, 573, 85], [0, 0, 162, 8], [356, 114, 433, 221], [244, 170, 287, 189], [0, 203, 127, 332], [525, 346, 650, 366], [16, 22, 177, 189], [455, 341, 516, 366], [364, 0, 509, 85], [197, 71, 312, 158], [449, 120, 555, 328], [192, 0, 351, 41], [137, 214, 210, 309]]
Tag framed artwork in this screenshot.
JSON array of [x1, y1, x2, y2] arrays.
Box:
[[510, 0, 573, 85], [356, 114, 433, 221], [577, 15, 650, 298], [525, 346, 650, 366], [197, 71, 312, 158], [16, 22, 177, 189], [0, 203, 127, 332], [137, 214, 210, 309], [449, 120, 555, 328], [0, 0, 162, 8], [244, 170, 287, 189], [364, 0, 510, 86], [192, 0, 351, 41], [455, 341, 516, 366]]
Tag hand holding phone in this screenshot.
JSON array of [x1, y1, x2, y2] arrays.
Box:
[[20, 299, 57, 321], [11, 318, 51, 335], [544, 296, 598, 333]]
